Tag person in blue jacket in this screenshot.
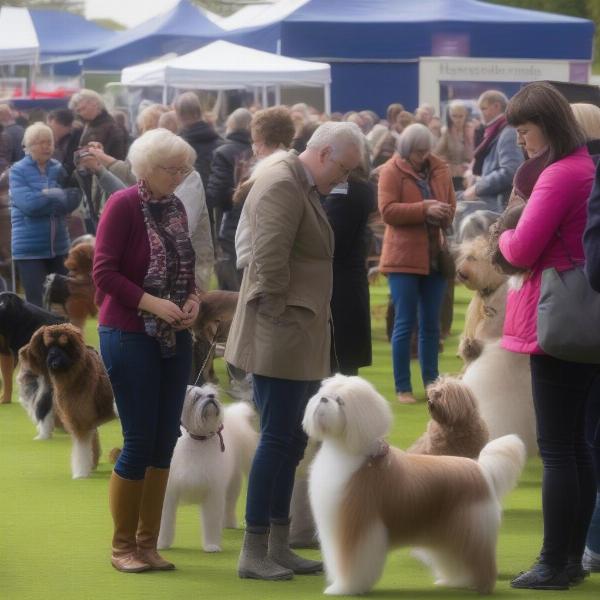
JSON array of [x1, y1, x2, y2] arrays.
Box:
[[9, 122, 81, 306], [583, 160, 600, 575]]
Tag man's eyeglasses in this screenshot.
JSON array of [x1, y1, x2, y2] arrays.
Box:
[[329, 157, 352, 179], [158, 166, 192, 177]]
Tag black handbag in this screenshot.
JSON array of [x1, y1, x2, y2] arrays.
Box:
[[537, 232, 600, 364]]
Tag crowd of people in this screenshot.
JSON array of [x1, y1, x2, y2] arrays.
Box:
[[1, 81, 600, 589]]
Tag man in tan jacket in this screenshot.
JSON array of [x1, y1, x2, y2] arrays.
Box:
[[225, 121, 364, 581]]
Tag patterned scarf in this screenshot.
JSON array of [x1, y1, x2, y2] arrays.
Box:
[[472, 114, 508, 176], [138, 180, 195, 357]]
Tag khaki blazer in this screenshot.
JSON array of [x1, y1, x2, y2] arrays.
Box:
[[224, 151, 334, 381]]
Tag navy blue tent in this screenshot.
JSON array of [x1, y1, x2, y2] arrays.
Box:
[[277, 0, 594, 114], [30, 9, 115, 63], [82, 0, 224, 72]]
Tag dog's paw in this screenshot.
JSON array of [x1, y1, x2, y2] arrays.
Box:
[[203, 544, 222, 553], [71, 470, 91, 479], [224, 518, 238, 529], [325, 583, 355, 596], [34, 432, 52, 440]]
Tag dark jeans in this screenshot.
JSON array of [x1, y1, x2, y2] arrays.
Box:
[[586, 374, 600, 554], [388, 271, 447, 393], [245, 374, 319, 530], [15, 256, 67, 307], [530, 354, 600, 566], [99, 326, 192, 480]]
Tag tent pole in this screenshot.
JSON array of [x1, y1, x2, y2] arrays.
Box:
[[162, 85, 167, 104], [324, 83, 331, 115], [253, 87, 259, 105], [275, 85, 281, 105], [262, 85, 268, 108]]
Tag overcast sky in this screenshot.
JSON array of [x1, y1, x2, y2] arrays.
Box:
[[85, 0, 180, 28]]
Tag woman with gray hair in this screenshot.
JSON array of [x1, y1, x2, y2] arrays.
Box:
[[378, 123, 455, 403], [93, 128, 200, 574], [9, 122, 81, 306]]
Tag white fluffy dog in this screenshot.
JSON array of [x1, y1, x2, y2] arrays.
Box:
[[157, 384, 258, 552], [303, 374, 526, 596], [461, 340, 537, 456]]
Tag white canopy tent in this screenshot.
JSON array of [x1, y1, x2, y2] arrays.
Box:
[[121, 40, 332, 112], [0, 6, 39, 65]]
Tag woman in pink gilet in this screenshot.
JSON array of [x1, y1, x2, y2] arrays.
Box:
[[498, 82, 599, 591]]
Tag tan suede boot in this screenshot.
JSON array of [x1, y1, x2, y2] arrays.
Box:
[[108, 472, 150, 573], [136, 467, 175, 570]]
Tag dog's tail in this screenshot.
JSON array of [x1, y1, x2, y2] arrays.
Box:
[[478, 434, 526, 500]]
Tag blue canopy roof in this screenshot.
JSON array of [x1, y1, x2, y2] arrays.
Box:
[[281, 0, 594, 60], [82, 0, 224, 71], [30, 9, 115, 62]]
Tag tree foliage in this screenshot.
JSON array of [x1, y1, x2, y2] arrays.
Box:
[[485, 0, 599, 62]]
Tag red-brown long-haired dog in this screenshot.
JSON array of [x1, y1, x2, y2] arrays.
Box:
[[43, 241, 96, 333], [20, 323, 115, 478]]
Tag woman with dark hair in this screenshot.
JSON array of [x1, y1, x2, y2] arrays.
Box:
[[496, 82, 599, 590]]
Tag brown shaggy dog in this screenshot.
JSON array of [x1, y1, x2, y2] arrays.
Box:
[[488, 199, 526, 275], [191, 290, 239, 383], [20, 323, 115, 478], [407, 376, 489, 458], [455, 236, 507, 363]]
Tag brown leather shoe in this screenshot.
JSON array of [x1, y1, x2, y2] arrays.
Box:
[[136, 467, 175, 571], [108, 472, 151, 573]]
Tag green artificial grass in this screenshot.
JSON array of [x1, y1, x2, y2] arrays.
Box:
[[1, 283, 599, 599]]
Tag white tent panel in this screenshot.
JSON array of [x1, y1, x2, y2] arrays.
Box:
[[121, 40, 331, 89], [0, 7, 39, 65], [222, 0, 310, 30]]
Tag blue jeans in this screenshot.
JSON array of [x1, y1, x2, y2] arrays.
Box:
[[245, 375, 319, 530], [530, 354, 599, 566], [586, 374, 600, 554], [99, 326, 192, 480], [15, 256, 67, 307], [388, 271, 447, 393]]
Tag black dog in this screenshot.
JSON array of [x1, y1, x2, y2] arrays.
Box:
[[0, 292, 65, 404]]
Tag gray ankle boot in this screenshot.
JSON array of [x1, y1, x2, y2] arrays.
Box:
[[238, 529, 294, 580], [268, 521, 323, 574]]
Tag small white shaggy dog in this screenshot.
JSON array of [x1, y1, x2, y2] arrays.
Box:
[[157, 384, 258, 552], [303, 374, 526, 596], [461, 340, 536, 456]]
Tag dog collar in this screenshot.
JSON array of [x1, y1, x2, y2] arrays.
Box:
[[184, 424, 225, 453], [368, 439, 390, 462]]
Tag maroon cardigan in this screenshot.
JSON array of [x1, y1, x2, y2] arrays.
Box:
[[93, 185, 151, 332]]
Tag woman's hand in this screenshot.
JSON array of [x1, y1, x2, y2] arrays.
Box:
[[423, 199, 450, 223], [138, 293, 186, 326], [174, 296, 200, 330]]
